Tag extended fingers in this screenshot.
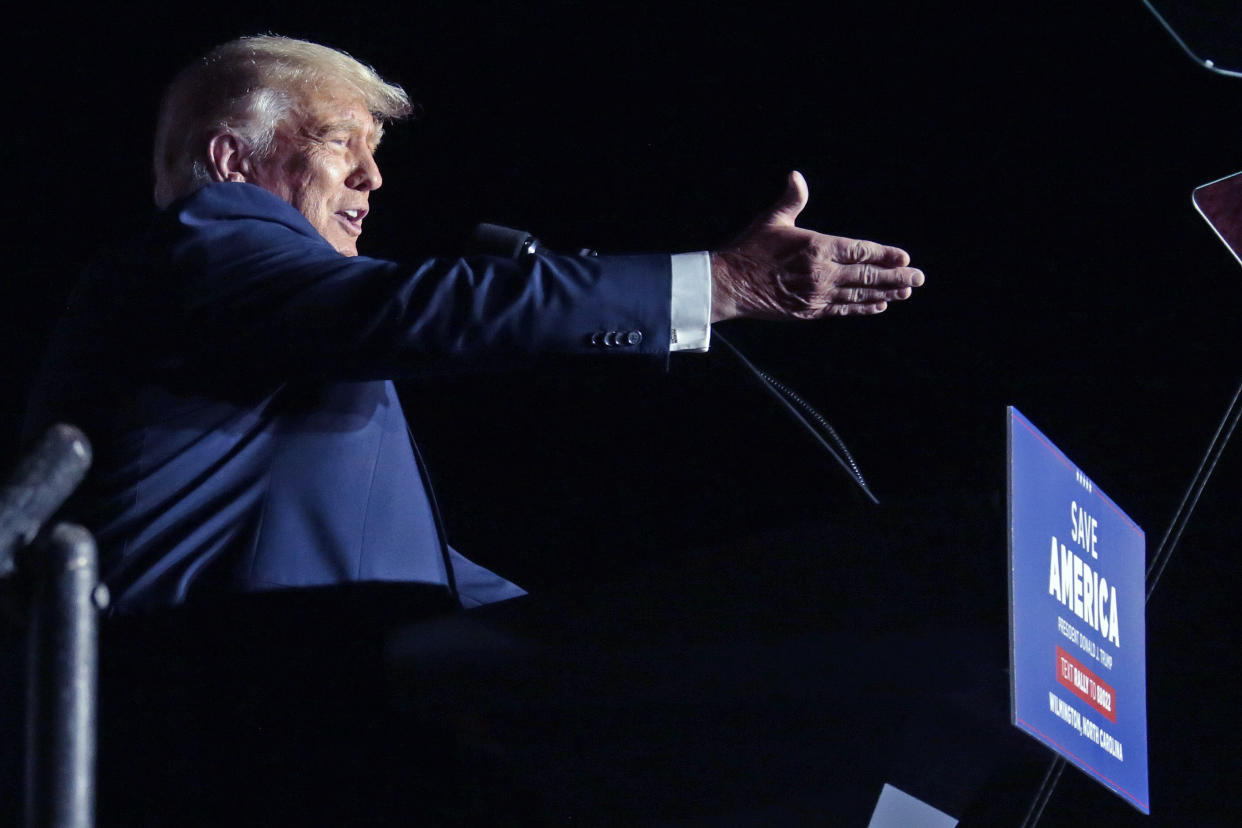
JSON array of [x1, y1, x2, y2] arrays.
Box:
[[823, 300, 889, 317], [804, 265, 920, 319], [833, 261, 925, 289], [831, 285, 913, 304], [830, 235, 911, 267]]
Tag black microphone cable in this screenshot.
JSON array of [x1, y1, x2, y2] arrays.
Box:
[[711, 330, 879, 505]]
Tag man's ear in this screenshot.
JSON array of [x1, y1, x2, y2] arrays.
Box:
[[206, 133, 253, 183]]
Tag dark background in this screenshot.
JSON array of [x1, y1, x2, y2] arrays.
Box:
[[5, 1, 1242, 824]]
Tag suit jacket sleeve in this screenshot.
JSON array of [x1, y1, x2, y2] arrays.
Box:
[[150, 182, 671, 382]]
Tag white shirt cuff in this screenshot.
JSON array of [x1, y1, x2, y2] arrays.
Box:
[[669, 251, 712, 352]]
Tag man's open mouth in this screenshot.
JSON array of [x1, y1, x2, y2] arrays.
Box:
[[337, 207, 368, 234]]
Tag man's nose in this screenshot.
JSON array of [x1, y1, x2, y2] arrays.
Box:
[[347, 149, 383, 191]]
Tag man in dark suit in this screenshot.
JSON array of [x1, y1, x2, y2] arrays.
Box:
[[25, 34, 925, 615], [12, 34, 935, 823]]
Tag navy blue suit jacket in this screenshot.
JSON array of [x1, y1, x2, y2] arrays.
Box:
[[25, 183, 672, 613]]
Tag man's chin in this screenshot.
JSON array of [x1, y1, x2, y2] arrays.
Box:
[[332, 238, 360, 257]]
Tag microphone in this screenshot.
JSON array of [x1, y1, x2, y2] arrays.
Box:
[[468, 223, 599, 259], [0, 424, 92, 579], [468, 222, 542, 259]]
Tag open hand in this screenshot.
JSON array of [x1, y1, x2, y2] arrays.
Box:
[[710, 171, 925, 322]]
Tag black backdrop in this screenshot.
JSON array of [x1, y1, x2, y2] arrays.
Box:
[[5, 2, 1242, 823]]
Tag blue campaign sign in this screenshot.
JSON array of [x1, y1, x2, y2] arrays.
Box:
[[1007, 407, 1149, 813]]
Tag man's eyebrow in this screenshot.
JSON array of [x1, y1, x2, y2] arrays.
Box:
[[310, 118, 383, 148], [312, 118, 364, 136]]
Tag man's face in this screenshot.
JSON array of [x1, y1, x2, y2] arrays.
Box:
[[248, 81, 383, 256]]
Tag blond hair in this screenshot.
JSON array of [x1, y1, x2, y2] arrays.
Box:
[[153, 35, 413, 207]]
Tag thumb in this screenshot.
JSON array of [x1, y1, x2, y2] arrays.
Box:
[[765, 170, 809, 226]]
